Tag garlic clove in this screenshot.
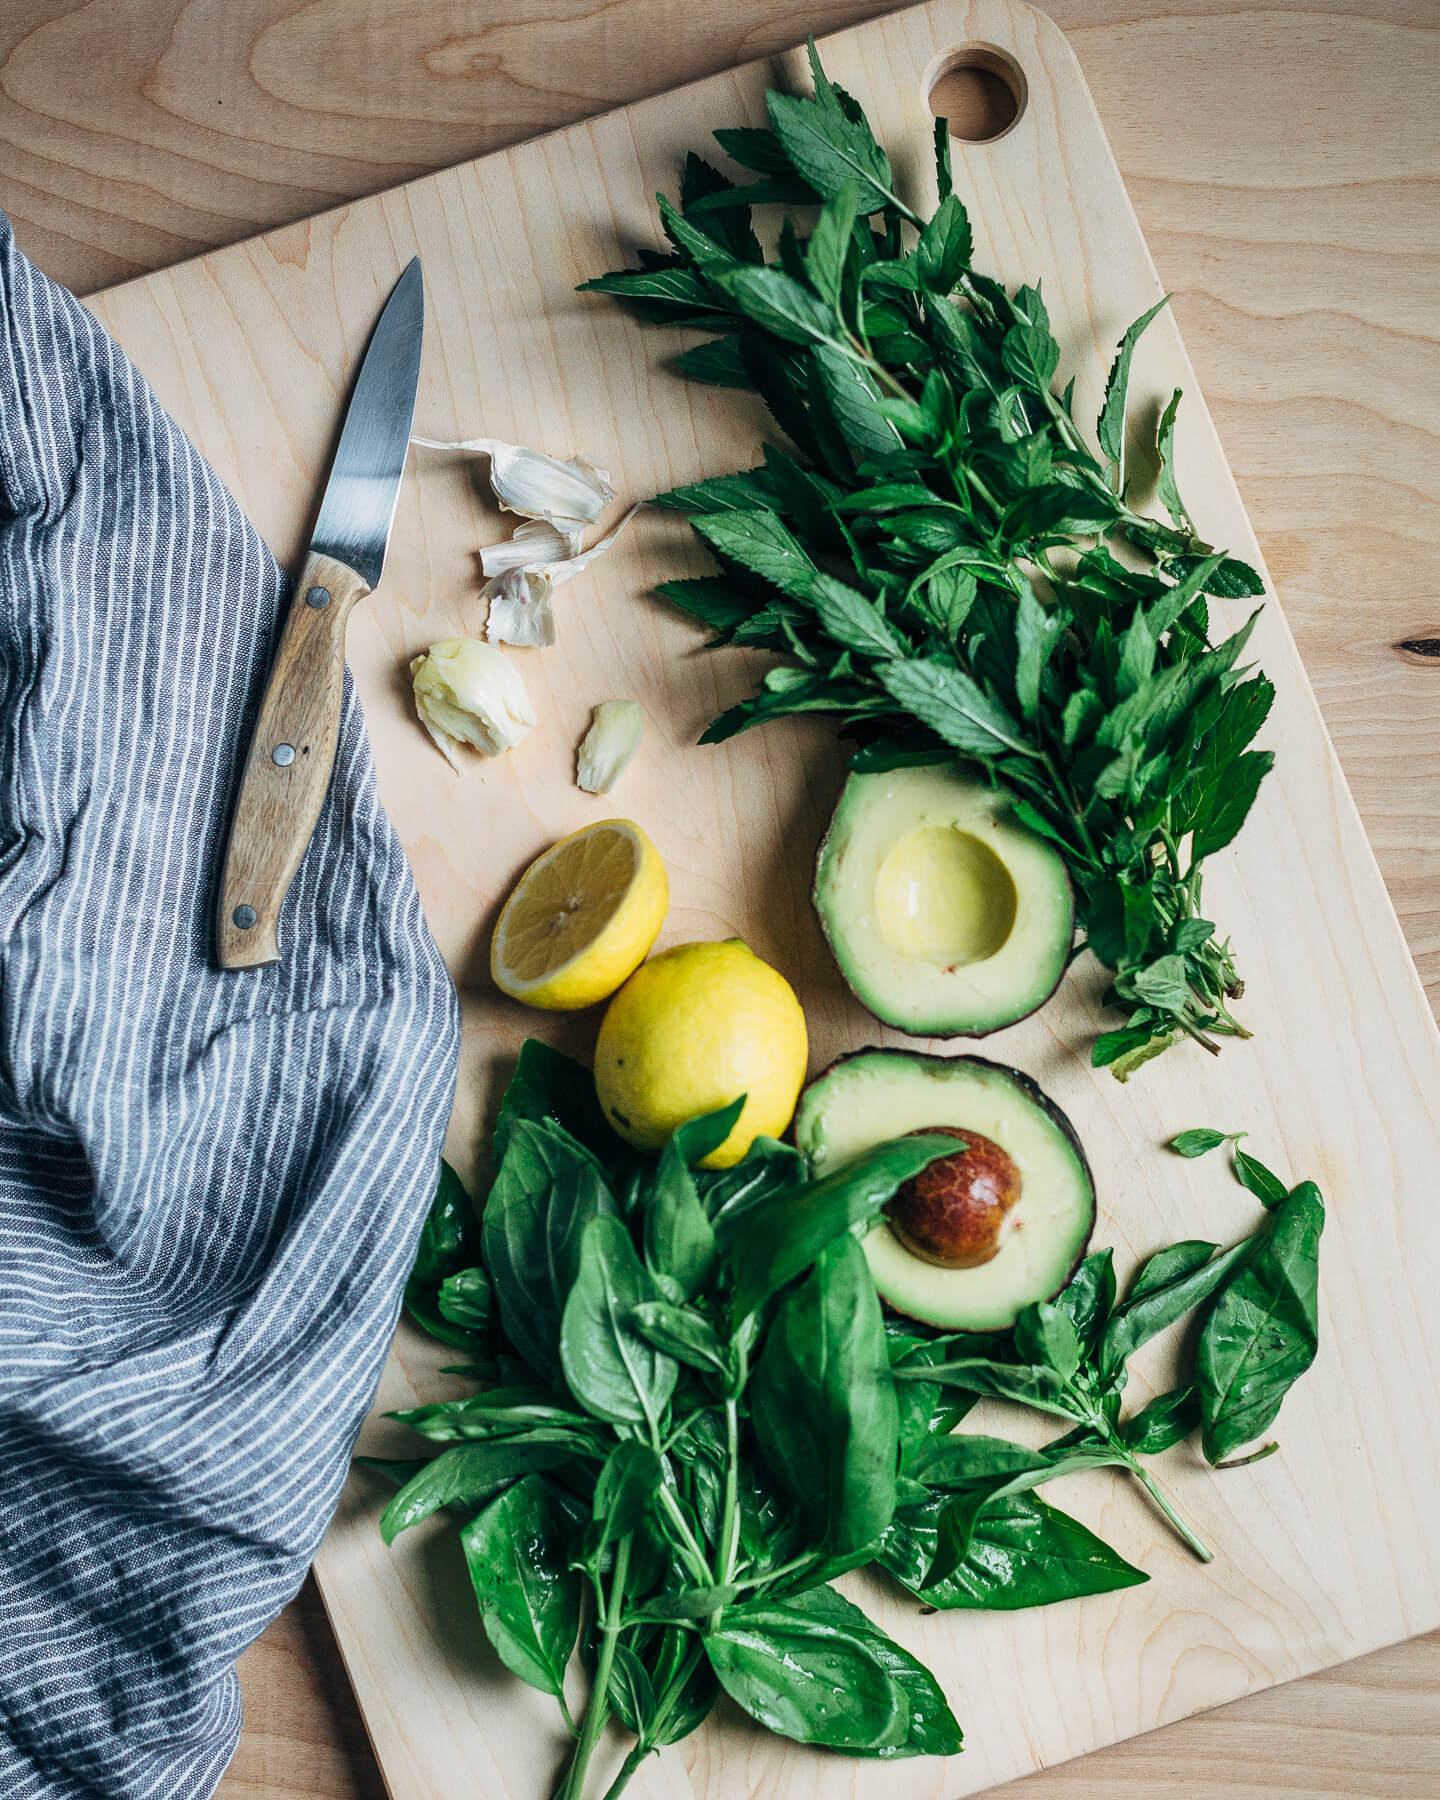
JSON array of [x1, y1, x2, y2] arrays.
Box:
[[410, 637, 536, 769], [577, 700, 646, 795]]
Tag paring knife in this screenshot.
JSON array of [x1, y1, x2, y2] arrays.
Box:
[[216, 256, 424, 969]]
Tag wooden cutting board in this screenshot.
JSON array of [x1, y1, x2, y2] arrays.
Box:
[[84, 2, 1440, 1794]]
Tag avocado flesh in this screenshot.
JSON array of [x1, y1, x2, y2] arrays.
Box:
[[813, 765, 1073, 1037], [794, 1049, 1095, 1332]]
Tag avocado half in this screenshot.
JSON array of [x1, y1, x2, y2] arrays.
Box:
[[812, 765, 1073, 1037], [794, 1049, 1096, 1332]]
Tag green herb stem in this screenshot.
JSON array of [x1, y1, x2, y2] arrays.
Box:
[[1122, 1456, 1214, 1563], [555, 1536, 632, 1800], [654, 1479, 717, 1588], [598, 1743, 649, 1800]]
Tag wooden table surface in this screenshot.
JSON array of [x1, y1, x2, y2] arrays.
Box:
[[5, 1, 1437, 1795]]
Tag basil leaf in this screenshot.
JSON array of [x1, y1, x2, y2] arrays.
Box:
[[750, 1234, 899, 1555], [645, 1137, 718, 1300], [671, 1096, 747, 1166], [1125, 1240, 1220, 1303], [1198, 1180, 1324, 1463], [1013, 1299, 1081, 1382], [481, 1119, 615, 1379], [704, 1593, 907, 1750], [493, 1039, 624, 1166], [629, 1584, 740, 1623], [1168, 1128, 1233, 1158], [1119, 1385, 1201, 1454], [1054, 1249, 1117, 1361], [879, 1490, 1147, 1610], [605, 1641, 655, 1735], [649, 1635, 719, 1744], [726, 1134, 956, 1319], [907, 1357, 1077, 1420], [404, 1162, 484, 1348], [698, 1135, 804, 1231], [1099, 1237, 1253, 1383], [1234, 1148, 1290, 1211], [461, 1475, 582, 1698], [927, 1445, 1126, 1582], [592, 1441, 663, 1546], [379, 1442, 569, 1544], [904, 1432, 1052, 1491], [628, 1301, 727, 1376], [888, 1335, 977, 1453], [785, 1584, 962, 1758], [436, 1266, 491, 1335], [560, 1216, 677, 1428]]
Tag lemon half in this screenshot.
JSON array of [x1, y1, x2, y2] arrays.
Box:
[[490, 819, 668, 1011]]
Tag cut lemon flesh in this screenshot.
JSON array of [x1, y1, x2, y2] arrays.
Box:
[[491, 820, 668, 1011]]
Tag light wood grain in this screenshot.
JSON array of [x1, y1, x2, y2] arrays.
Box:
[[8, 3, 1440, 1798], [217, 548, 373, 967]]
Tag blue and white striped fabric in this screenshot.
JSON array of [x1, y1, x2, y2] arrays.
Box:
[[0, 215, 460, 1797]]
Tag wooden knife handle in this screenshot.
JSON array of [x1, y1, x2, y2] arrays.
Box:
[[216, 549, 371, 969]]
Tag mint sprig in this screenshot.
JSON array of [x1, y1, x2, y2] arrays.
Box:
[[580, 40, 1274, 1073]]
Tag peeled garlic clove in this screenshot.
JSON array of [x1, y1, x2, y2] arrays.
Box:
[[410, 637, 536, 769], [484, 569, 557, 649], [413, 436, 613, 528], [479, 518, 585, 578], [577, 701, 645, 795]]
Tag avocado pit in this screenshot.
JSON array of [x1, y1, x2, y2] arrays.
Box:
[[886, 1125, 1022, 1269]]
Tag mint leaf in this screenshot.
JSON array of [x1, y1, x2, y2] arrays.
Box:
[[767, 89, 897, 215], [1097, 295, 1170, 475]]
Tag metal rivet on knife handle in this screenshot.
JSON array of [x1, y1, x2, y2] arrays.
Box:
[[272, 743, 296, 767], [306, 586, 332, 609], [232, 905, 257, 930]]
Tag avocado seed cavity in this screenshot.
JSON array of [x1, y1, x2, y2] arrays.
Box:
[[885, 1125, 1022, 1269]]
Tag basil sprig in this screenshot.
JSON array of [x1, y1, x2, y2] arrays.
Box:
[[581, 40, 1276, 1076], [375, 1044, 1323, 1799], [890, 1137, 1325, 1571]]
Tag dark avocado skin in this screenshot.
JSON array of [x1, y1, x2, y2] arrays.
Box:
[[799, 1047, 1097, 1333], [809, 783, 1076, 1041]]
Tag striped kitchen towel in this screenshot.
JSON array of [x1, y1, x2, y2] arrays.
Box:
[[0, 215, 460, 1797]]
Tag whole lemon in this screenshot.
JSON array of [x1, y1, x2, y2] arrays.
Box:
[[593, 939, 808, 1168]]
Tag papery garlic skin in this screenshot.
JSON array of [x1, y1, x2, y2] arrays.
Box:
[[484, 569, 557, 649], [479, 517, 583, 577], [577, 701, 645, 795], [410, 637, 536, 770], [413, 436, 613, 529]]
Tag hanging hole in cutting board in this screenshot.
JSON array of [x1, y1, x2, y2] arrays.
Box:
[[926, 45, 1027, 143]]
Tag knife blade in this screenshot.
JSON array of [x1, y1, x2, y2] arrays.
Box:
[[216, 257, 424, 970]]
